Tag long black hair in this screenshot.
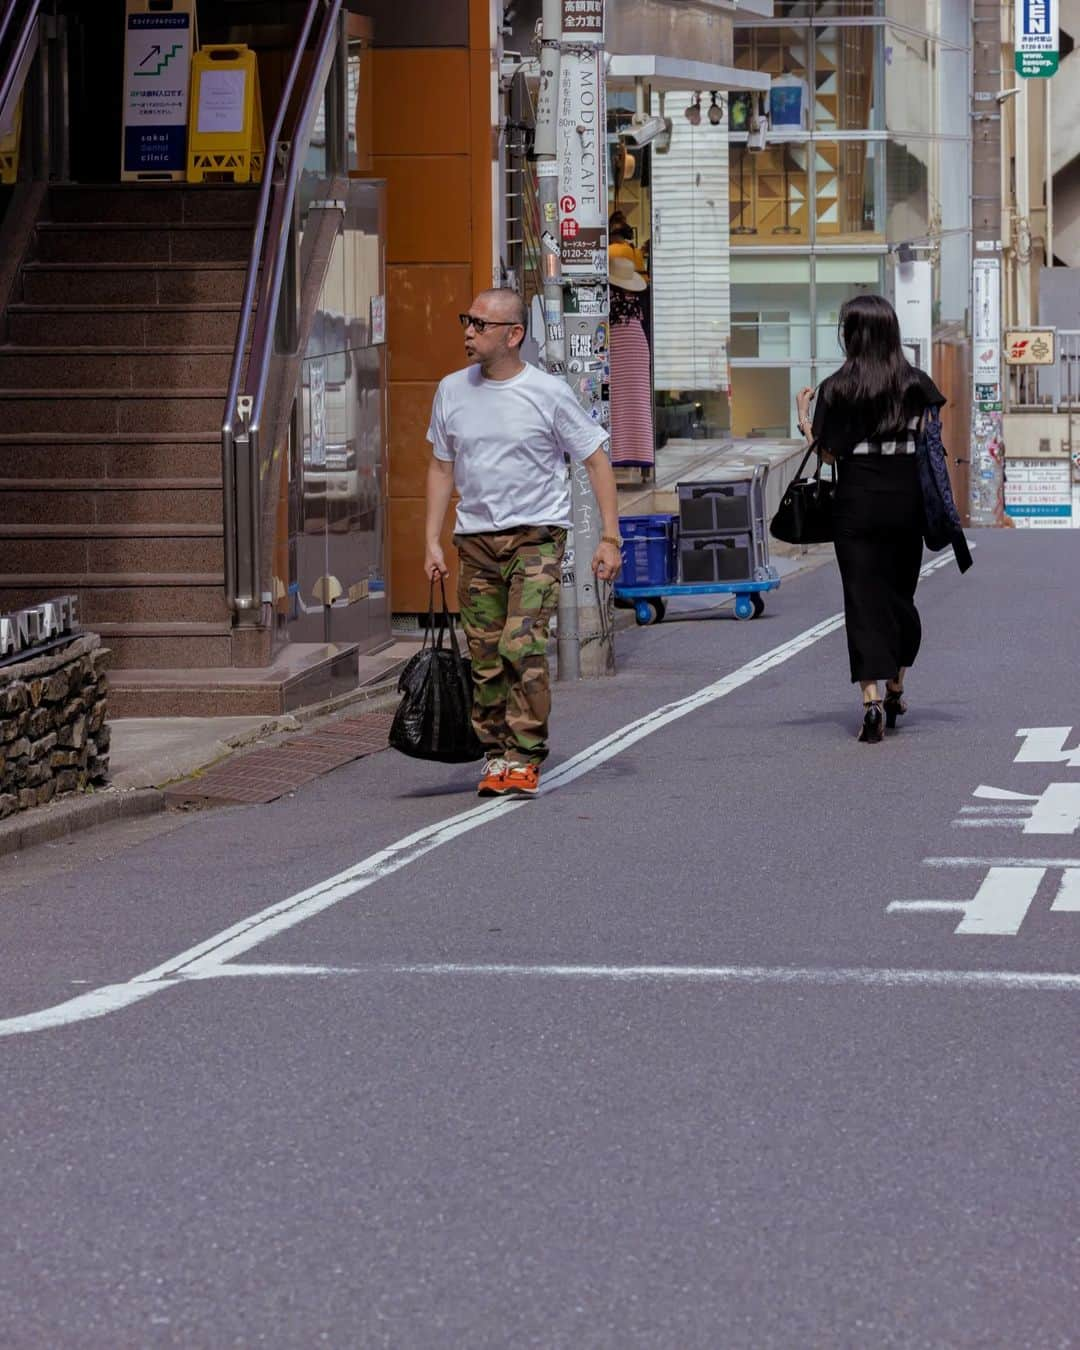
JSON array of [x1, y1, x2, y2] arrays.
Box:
[[822, 294, 922, 436]]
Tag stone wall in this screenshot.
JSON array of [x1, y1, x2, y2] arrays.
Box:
[[0, 634, 110, 818]]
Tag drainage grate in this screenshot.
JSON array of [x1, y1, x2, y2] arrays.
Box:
[[164, 712, 396, 807]]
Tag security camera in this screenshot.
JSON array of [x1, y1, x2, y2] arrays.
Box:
[[621, 114, 668, 148], [746, 119, 768, 152]]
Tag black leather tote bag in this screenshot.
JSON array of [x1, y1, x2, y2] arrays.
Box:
[[389, 579, 485, 763], [769, 445, 836, 546]]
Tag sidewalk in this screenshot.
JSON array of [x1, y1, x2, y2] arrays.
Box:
[[0, 438, 819, 857]]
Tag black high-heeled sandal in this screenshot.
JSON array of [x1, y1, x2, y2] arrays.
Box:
[[884, 688, 907, 730], [858, 701, 884, 743]]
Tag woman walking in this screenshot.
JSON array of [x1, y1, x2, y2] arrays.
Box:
[[796, 295, 945, 744]]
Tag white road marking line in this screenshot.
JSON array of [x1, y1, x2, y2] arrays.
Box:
[[1015, 727, 1080, 767], [891, 867, 1045, 936], [951, 819, 1027, 829], [973, 785, 1041, 802], [1025, 783, 1080, 835], [1051, 870, 1080, 913], [959, 805, 1033, 816], [886, 900, 968, 915], [0, 552, 960, 1040], [347, 962, 1080, 992], [925, 857, 1080, 868]]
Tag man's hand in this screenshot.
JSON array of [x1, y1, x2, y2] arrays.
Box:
[[591, 539, 621, 583], [424, 544, 449, 581]]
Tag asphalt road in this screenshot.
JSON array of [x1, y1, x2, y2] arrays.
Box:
[[2, 530, 1079, 1349]]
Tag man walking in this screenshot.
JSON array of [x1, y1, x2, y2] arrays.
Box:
[[424, 288, 622, 798]]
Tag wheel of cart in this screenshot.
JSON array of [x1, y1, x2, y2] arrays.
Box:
[[751, 593, 765, 618], [634, 597, 664, 625], [733, 593, 755, 621]]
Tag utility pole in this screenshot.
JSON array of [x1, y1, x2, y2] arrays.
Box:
[[968, 0, 1006, 525], [534, 0, 613, 680]]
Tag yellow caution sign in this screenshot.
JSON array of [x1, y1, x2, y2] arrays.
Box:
[[187, 45, 264, 183], [0, 94, 22, 185]]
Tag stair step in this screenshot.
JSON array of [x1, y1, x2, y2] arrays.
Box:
[[0, 523, 223, 538], [0, 571, 223, 587], [0, 483, 221, 526], [46, 184, 260, 226], [0, 477, 220, 490], [7, 305, 244, 347], [0, 347, 236, 389], [0, 436, 221, 480], [0, 579, 229, 625], [0, 526, 224, 576], [20, 262, 248, 305], [95, 626, 234, 670], [0, 389, 227, 434], [35, 222, 252, 266]]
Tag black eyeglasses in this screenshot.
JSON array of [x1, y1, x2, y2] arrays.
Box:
[[458, 313, 521, 334]]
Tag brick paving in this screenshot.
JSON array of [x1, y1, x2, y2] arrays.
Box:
[[163, 712, 396, 807]]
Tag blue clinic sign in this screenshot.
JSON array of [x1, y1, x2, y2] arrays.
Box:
[[1016, 0, 1059, 78], [122, 9, 193, 178]]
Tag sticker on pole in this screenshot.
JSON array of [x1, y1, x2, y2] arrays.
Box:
[[1016, 0, 1059, 77]]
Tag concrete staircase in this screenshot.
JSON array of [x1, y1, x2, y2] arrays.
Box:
[[0, 183, 256, 684]]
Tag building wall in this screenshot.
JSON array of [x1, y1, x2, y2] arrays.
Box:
[[368, 0, 495, 614], [727, 2, 973, 433]]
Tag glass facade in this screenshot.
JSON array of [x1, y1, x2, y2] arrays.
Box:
[[728, 0, 971, 437]]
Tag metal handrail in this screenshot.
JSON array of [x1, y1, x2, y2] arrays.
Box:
[[0, 0, 40, 135], [221, 0, 344, 620], [0, 0, 25, 58]]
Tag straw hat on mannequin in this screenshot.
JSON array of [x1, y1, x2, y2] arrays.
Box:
[[608, 254, 647, 292]]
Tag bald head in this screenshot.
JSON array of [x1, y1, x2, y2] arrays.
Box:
[[475, 287, 529, 332]]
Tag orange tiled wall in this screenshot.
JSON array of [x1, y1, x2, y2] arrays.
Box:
[[373, 28, 492, 613]]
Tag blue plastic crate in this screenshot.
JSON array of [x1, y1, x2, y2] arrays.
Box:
[[619, 514, 678, 588]]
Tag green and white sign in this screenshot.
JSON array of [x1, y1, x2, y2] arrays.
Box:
[[1016, 0, 1059, 78]]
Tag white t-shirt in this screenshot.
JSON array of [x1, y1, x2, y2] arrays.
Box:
[[427, 362, 609, 534]]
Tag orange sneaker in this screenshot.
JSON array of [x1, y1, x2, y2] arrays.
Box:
[[477, 757, 509, 797], [501, 762, 541, 796]]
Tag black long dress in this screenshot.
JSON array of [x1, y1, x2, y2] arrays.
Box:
[[811, 369, 945, 684]]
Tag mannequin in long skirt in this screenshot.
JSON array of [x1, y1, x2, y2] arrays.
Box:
[[608, 255, 654, 471]]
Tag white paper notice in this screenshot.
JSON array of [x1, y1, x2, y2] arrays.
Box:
[[197, 69, 246, 134]]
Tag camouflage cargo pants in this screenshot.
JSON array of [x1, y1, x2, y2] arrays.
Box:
[[454, 526, 566, 766]]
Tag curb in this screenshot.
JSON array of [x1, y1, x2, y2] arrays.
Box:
[[0, 787, 165, 861]]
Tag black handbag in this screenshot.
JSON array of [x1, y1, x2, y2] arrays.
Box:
[[769, 444, 836, 545], [388, 579, 485, 764]]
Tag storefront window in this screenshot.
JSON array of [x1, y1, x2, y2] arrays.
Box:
[[885, 137, 933, 243], [812, 139, 882, 241], [729, 1, 969, 438], [730, 363, 812, 438], [883, 26, 934, 136], [813, 23, 879, 132], [729, 141, 810, 241]]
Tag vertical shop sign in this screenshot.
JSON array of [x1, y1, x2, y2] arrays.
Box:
[[553, 0, 611, 675], [1016, 0, 1059, 78], [561, 0, 603, 38], [972, 256, 1002, 404], [121, 0, 196, 181], [969, 255, 1004, 525], [557, 47, 606, 276]]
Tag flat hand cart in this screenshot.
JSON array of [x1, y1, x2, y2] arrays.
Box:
[[615, 464, 781, 625], [615, 574, 780, 625]]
